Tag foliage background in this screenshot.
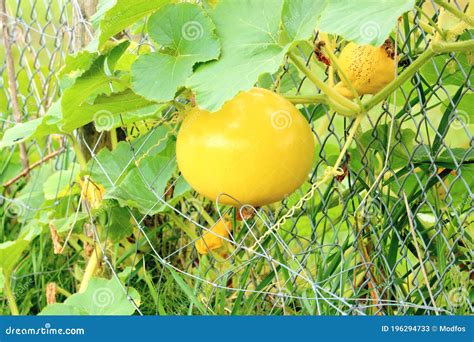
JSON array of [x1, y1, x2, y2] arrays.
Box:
[[0, 0, 472, 315]]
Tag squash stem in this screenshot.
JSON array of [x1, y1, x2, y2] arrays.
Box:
[[288, 50, 360, 114], [434, 0, 474, 27], [79, 246, 102, 293], [284, 94, 328, 104]]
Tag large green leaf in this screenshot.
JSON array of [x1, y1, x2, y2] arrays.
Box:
[[39, 277, 140, 315], [187, 0, 325, 111], [61, 89, 154, 132], [88, 126, 171, 191], [105, 155, 176, 215], [281, 0, 324, 42], [43, 164, 81, 200], [131, 3, 220, 103], [60, 50, 98, 77], [319, 0, 415, 46], [350, 123, 417, 170], [98, 0, 169, 48], [49, 212, 89, 233], [187, 0, 284, 111], [90, 0, 117, 31], [0, 239, 29, 275], [420, 52, 472, 87], [58, 42, 159, 132], [105, 206, 133, 242]]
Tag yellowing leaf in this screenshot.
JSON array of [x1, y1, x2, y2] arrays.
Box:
[[79, 176, 105, 209]]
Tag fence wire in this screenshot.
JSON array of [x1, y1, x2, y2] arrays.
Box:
[[1, 0, 472, 315]]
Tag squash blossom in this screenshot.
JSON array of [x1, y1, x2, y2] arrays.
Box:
[[195, 218, 232, 255]]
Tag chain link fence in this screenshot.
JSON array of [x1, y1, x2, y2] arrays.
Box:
[[1, 0, 472, 315]]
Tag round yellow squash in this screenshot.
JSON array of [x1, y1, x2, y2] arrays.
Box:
[[334, 41, 396, 98], [176, 87, 315, 207]]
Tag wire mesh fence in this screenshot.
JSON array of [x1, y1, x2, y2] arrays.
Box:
[[1, 0, 472, 315]]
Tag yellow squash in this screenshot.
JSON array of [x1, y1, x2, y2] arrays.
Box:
[[195, 217, 232, 255], [334, 41, 396, 98], [176, 87, 314, 207]]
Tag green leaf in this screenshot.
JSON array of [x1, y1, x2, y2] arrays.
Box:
[[0, 101, 62, 147], [90, 0, 117, 31], [37, 304, 83, 315], [43, 164, 80, 200], [50, 212, 89, 233], [61, 89, 154, 132], [281, 0, 324, 42], [94, 103, 163, 132], [431, 86, 464, 154], [105, 155, 176, 215], [106, 206, 133, 242], [59, 40, 153, 132], [1, 119, 44, 147], [14, 167, 52, 222], [59, 56, 125, 131], [39, 277, 140, 315], [88, 126, 171, 191], [319, 0, 415, 46], [59, 50, 99, 83], [354, 123, 417, 169], [187, 0, 326, 111], [98, 0, 169, 48], [131, 3, 220, 103], [106, 41, 131, 73], [0, 239, 29, 275], [413, 148, 473, 167], [187, 0, 285, 111], [59, 40, 128, 87], [420, 52, 472, 87], [173, 176, 191, 198]]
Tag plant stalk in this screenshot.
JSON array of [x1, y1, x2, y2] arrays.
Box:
[[363, 48, 435, 111], [434, 0, 474, 27], [321, 45, 365, 109], [364, 39, 474, 111], [110, 128, 118, 150], [412, 6, 445, 38], [288, 51, 360, 114], [284, 95, 328, 104], [79, 246, 102, 293], [431, 39, 474, 53], [69, 135, 88, 170], [3, 273, 19, 315]]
